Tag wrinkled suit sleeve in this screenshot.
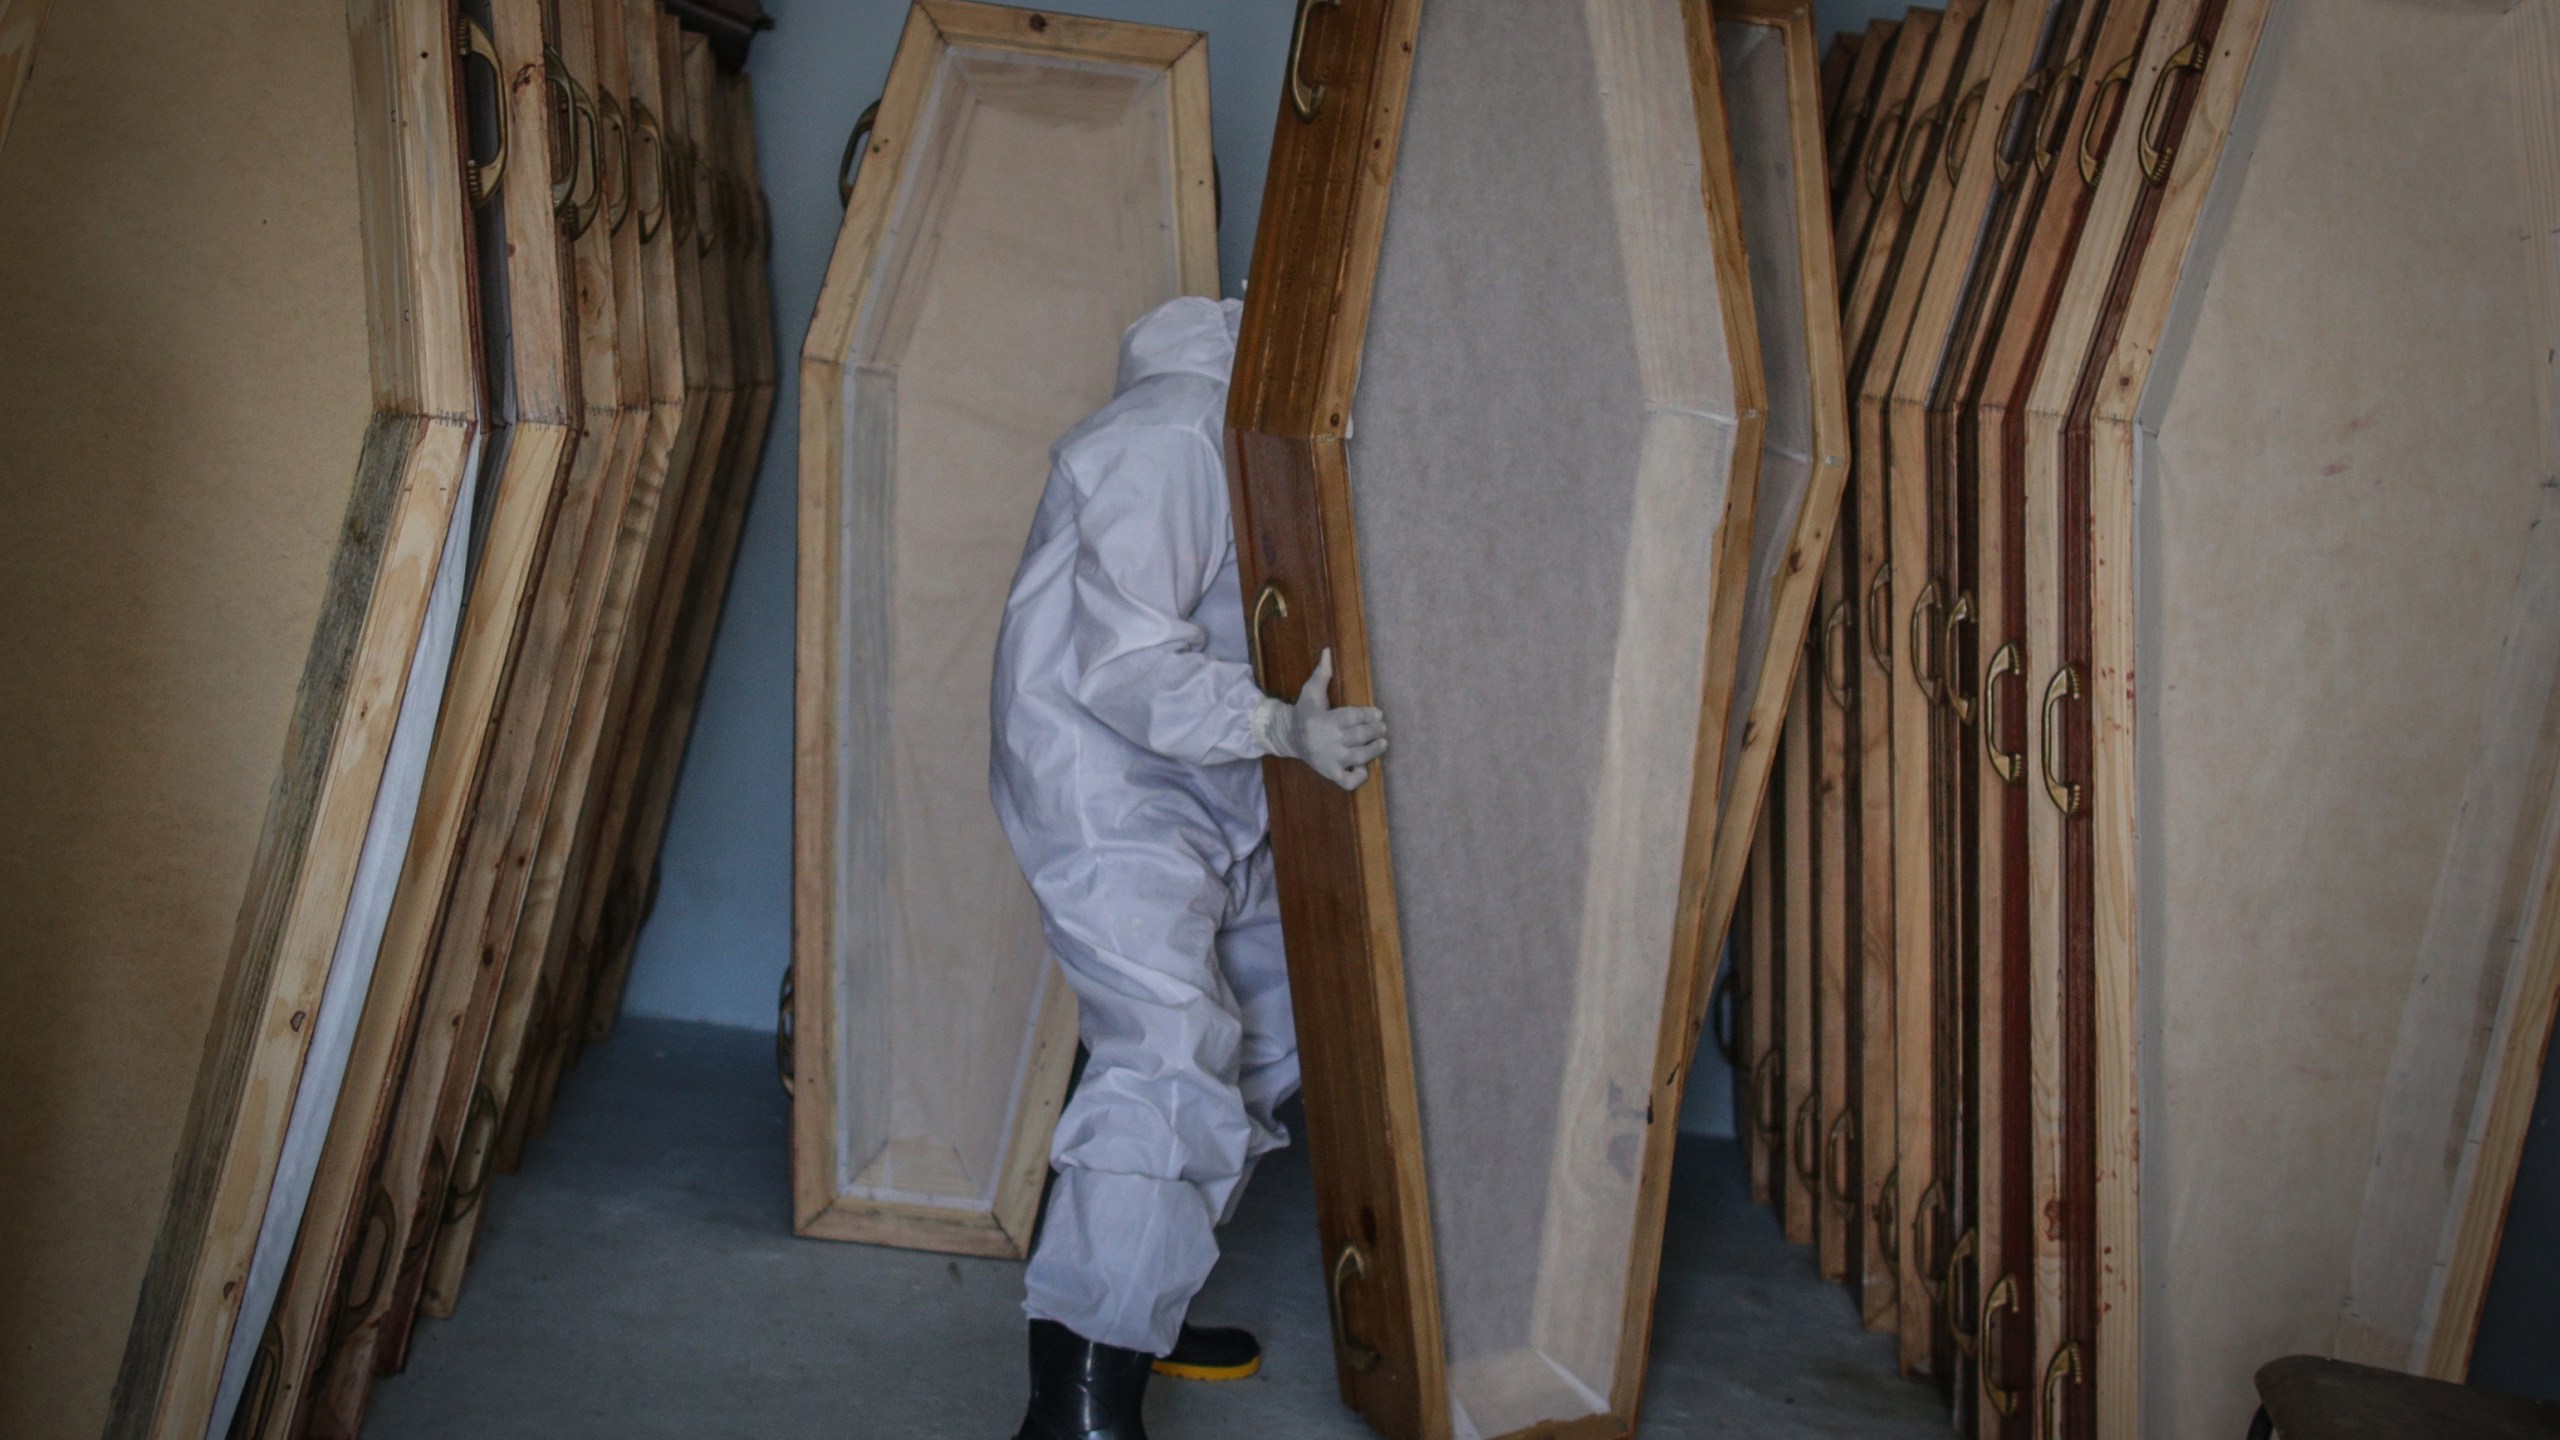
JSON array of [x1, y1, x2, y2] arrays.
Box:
[[1065, 421, 1268, 766]]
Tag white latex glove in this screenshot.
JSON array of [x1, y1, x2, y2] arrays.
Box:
[[1251, 648, 1388, 792]]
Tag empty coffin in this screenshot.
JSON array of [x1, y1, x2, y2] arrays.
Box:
[[1227, 1, 1765, 1435], [2008, 0, 2560, 1430], [0, 0, 481, 1435], [794, 0, 1219, 1257]]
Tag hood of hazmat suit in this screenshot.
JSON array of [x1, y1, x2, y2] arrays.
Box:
[[989, 293, 1265, 873]]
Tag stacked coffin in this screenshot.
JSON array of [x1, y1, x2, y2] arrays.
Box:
[[0, 1, 776, 1435], [1731, 0, 2560, 1435]]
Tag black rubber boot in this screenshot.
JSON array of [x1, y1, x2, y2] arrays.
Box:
[[1152, 1324, 1262, 1382], [1013, 1319, 1152, 1440]]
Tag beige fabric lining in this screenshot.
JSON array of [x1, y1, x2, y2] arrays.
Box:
[[832, 48, 1179, 1207], [1348, 1, 1740, 1430]]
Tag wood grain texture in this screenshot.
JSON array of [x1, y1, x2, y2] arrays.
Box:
[[1782, 659, 1820, 1246], [86, 0, 482, 1433], [245, 0, 586, 1429], [1698, 0, 1852, 1035]]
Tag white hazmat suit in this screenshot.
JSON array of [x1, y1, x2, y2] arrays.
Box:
[[989, 296, 1378, 1357]]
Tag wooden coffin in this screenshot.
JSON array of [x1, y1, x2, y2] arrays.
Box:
[[1828, 19, 1899, 213], [580, 66, 780, 1050], [1227, 1, 1764, 1434], [1857, 0, 2057, 1379], [0, 0, 481, 1435], [794, 0, 1218, 1256], [2007, 0, 2557, 1430], [240, 0, 591, 1433], [1707, 0, 1852, 1263], [1833, 8, 1943, 287]]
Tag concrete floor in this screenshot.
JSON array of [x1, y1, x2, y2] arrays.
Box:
[[367, 1019, 1948, 1439]]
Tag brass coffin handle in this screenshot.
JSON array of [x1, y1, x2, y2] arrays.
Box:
[[2078, 53, 2135, 186], [546, 47, 580, 215], [2041, 664, 2084, 814], [1329, 1243, 1383, 1374], [1981, 1273, 2022, 1416], [443, 1084, 503, 1223], [1994, 67, 2050, 185], [1249, 581, 1292, 697], [1824, 1110, 1858, 1210], [599, 90, 631, 233], [1753, 1050, 1786, 1143], [1944, 1227, 1981, 1356], [2034, 54, 2088, 177], [1944, 79, 1987, 182], [632, 100, 666, 240], [1864, 101, 1910, 201], [1909, 579, 1945, 703], [1793, 1093, 1822, 1184], [1822, 598, 1854, 709], [1288, 0, 1343, 123], [2140, 39, 2211, 185], [1865, 563, 1894, 671], [1912, 1179, 1949, 1298], [2044, 1340, 2086, 1438], [1984, 642, 2024, 782], [562, 77, 603, 239], [329, 1182, 400, 1341], [1871, 1165, 1901, 1267], [838, 99, 879, 207], [777, 965, 796, 1096], [1898, 101, 1945, 208], [460, 17, 508, 206], [1944, 591, 1978, 724]]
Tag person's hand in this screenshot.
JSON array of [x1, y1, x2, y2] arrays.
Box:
[[1254, 648, 1387, 791]]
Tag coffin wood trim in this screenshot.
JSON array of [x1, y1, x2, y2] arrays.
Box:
[[300, 0, 640, 1417], [794, 0, 1218, 1258], [1781, 661, 1820, 1247], [1829, 20, 1899, 213], [1835, 8, 1943, 289], [70, 0, 483, 1432], [241, 0, 586, 1431], [1233, 2, 1765, 1432], [582, 68, 781, 1047], [1821, 29, 1858, 121], [1870, 0, 2054, 1376], [1700, 0, 1852, 1046]]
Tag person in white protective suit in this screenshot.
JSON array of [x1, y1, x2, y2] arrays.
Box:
[[989, 295, 1386, 1440]]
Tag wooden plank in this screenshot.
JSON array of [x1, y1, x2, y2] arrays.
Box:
[[1781, 656, 1820, 1246], [582, 66, 781, 1045], [1820, 30, 1857, 123], [90, 0, 482, 1433], [791, 0, 1219, 1263], [1828, 19, 1899, 210], [1833, 8, 1942, 289], [303, 0, 637, 1413], [1231, 2, 1763, 1434], [1698, 0, 1853, 1024], [239, 0, 585, 1430], [1813, 534, 1857, 1286]]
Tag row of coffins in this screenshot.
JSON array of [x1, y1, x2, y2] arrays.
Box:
[[0, 0, 775, 1435], [1731, 0, 2560, 1434], [788, 2, 1853, 1438]]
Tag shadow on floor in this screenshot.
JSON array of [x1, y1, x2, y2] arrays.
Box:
[[365, 1018, 1945, 1438]]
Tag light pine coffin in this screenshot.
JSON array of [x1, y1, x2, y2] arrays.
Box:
[[0, 0, 481, 1435], [1704, 0, 1851, 1044], [243, 0, 591, 1432], [1227, 1, 1765, 1435], [794, 0, 1218, 1257], [1995, 0, 2559, 1430]]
